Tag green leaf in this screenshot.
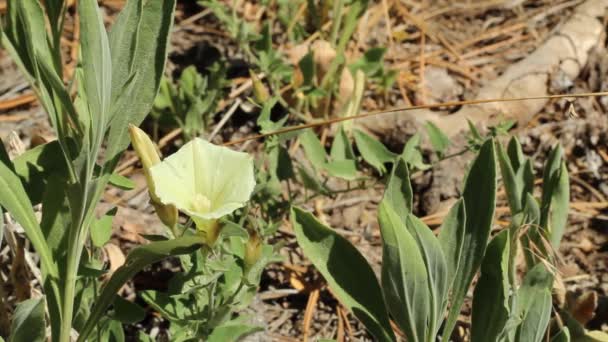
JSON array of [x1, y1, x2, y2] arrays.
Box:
[[300, 129, 327, 170], [406, 214, 448, 338], [551, 327, 570, 342], [79, 0, 113, 141], [497, 143, 523, 214], [9, 297, 46, 342], [325, 160, 358, 180], [77, 235, 203, 342], [378, 202, 429, 342], [0, 156, 57, 279], [471, 230, 511, 342], [299, 52, 315, 87], [383, 157, 413, 220], [354, 130, 397, 174], [207, 321, 263, 342], [91, 208, 116, 247], [425, 121, 450, 158], [105, 0, 176, 165], [514, 264, 554, 342], [443, 139, 497, 342], [540, 145, 569, 248], [298, 166, 331, 195], [330, 126, 355, 161], [438, 199, 466, 292], [507, 136, 525, 171], [111, 296, 145, 324], [400, 133, 429, 171], [108, 173, 135, 190], [12, 140, 68, 204], [291, 207, 395, 342]]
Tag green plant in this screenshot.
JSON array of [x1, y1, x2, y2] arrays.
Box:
[[291, 137, 576, 341], [152, 64, 227, 141], [0, 0, 269, 341]]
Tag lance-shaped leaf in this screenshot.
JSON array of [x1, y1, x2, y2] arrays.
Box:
[[330, 125, 355, 161], [105, 0, 176, 165], [438, 199, 466, 293], [378, 202, 429, 342], [383, 157, 413, 221], [514, 264, 554, 342], [406, 214, 448, 338], [79, 0, 112, 144], [539, 145, 569, 248], [498, 143, 523, 214], [471, 230, 511, 342], [77, 235, 204, 341], [291, 207, 395, 342], [443, 139, 497, 341]]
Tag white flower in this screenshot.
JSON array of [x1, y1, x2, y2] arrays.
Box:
[[150, 138, 255, 242]]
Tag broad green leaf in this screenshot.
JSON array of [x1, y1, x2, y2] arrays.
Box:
[[40, 174, 70, 264], [378, 202, 428, 342], [9, 297, 46, 342], [383, 157, 413, 221], [497, 143, 522, 214], [105, 0, 176, 165], [91, 208, 116, 247], [300, 129, 327, 170], [0, 157, 57, 279], [514, 264, 553, 342], [111, 296, 145, 324], [471, 230, 511, 342], [12, 140, 67, 204], [438, 199, 466, 292], [325, 160, 358, 180], [425, 121, 450, 157], [406, 214, 448, 338], [291, 207, 395, 342], [354, 130, 397, 174], [78, 235, 204, 341], [330, 126, 355, 161], [207, 321, 263, 342], [299, 52, 315, 87], [443, 139, 497, 342]]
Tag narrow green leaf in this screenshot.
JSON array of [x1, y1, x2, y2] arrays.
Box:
[[443, 139, 497, 342], [438, 199, 466, 292], [401, 133, 430, 171], [471, 230, 511, 342], [497, 143, 523, 214], [108, 173, 136, 190], [298, 166, 331, 195], [78, 235, 203, 342], [383, 157, 413, 221], [425, 121, 450, 157], [507, 136, 525, 171], [9, 297, 46, 342], [291, 207, 395, 342], [207, 321, 263, 342], [354, 130, 397, 174], [378, 202, 429, 342]]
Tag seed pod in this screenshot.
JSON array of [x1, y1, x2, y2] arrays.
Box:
[[244, 230, 263, 269], [250, 70, 269, 103]]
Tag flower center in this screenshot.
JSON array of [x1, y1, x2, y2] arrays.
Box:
[[190, 193, 212, 213]]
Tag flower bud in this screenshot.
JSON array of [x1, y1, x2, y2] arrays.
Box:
[[244, 230, 262, 270], [128, 124, 178, 229], [250, 70, 269, 103], [194, 219, 221, 246]]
